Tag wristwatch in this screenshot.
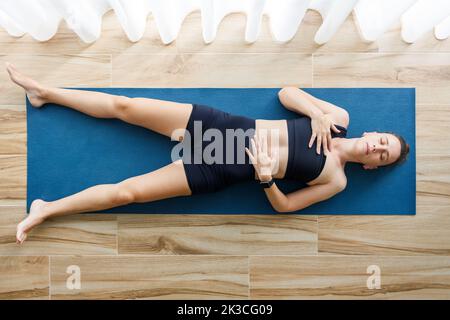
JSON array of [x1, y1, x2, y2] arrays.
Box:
[[260, 179, 274, 189]]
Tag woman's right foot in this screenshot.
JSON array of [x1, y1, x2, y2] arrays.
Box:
[[16, 199, 48, 244], [5, 62, 48, 108]]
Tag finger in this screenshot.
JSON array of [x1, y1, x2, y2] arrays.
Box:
[[271, 150, 279, 168], [256, 135, 261, 154], [270, 146, 278, 160], [245, 147, 256, 164], [323, 134, 328, 155], [331, 124, 340, 133], [262, 133, 267, 154], [308, 133, 316, 148], [316, 135, 322, 154], [251, 138, 257, 156], [327, 132, 332, 152]]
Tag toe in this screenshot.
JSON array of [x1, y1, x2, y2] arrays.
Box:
[[16, 231, 26, 245]]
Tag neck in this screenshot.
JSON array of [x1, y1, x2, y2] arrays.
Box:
[[332, 138, 361, 164]]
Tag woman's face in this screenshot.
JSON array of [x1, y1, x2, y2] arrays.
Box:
[[355, 132, 402, 169]]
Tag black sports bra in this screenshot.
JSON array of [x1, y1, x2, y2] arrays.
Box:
[[285, 117, 347, 183]]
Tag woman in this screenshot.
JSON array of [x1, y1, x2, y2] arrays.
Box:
[[6, 63, 409, 244]]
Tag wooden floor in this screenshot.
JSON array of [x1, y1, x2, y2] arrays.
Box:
[[0, 10, 449, 300]]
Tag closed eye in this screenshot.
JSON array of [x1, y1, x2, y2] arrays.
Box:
[[379, 139, 383, 160]]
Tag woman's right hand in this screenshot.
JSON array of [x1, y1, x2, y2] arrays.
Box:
[[245, 133, 277, 182], [309, 113, 341, 155]]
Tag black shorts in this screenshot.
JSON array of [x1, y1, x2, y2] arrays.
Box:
[[182, 104, 256, 194]]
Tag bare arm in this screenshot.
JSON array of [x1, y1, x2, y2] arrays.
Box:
[[245, 132, 347, 212], [278, 87, 349, 128], [264, 180, 346, 213]]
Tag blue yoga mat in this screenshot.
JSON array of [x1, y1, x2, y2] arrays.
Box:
[[27, 88, 416, 215]]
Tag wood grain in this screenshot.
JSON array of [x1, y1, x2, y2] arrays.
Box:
[[0, 5, 449, 300], [376, 23, 450, 53], [0, 256, 49, 299], [0, 206, 117, 255], [417, 105, 450, 156], [313, 53, 450, 104], [112, 53, 311, 87], [318, 195, 450, 256], [0, 105, 26, 154], [0, 54, 111, 105], [177, 10, 378, 54], [1, 10, 448, 55], [0, 11, 177, 55], [50, 255, 248, 299], [118, 214, 317, 255], [0, 155, 25, 200], [250, 255, 450, 299]]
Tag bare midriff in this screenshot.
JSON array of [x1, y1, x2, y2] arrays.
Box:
[[255, 119, 289, 179]]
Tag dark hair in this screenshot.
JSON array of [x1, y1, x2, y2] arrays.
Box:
[[388, 133, 410, 166]]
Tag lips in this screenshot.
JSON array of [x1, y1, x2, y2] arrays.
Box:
[[366, 142, 369, 155]]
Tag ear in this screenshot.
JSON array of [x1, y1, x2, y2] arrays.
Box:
[[363, 164, 378, 170]]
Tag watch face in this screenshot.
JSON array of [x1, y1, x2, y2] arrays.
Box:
[[261, 180, 273, 188]]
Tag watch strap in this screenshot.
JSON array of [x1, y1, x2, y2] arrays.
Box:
[[260, 179, 274, 189]]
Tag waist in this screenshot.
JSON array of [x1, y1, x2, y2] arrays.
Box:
[[255, 119, 289, 179]]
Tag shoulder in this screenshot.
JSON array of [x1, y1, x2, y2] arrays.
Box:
[[331, 108, 350, 129], [321, 160, 347, 193], [330, 172, 347, 192]]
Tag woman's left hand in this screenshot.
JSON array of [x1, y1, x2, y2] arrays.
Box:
[[245, 133, 277, 182], [309, 113, 341, 155]]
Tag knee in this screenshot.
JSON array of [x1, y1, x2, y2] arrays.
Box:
[[113, 184, 136, 205], [113, 96, 132, 116]]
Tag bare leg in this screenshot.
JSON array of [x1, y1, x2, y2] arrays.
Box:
[[6, 62, 192, 138], [7, 63, 193, 243], [16, 160, 191, 244]]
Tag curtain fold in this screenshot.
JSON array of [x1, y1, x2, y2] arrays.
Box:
[[0, 0, 448, 44]]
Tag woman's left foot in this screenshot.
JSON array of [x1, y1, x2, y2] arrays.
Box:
[[5, 62, 48, 107], [16, 199, 48, 244]]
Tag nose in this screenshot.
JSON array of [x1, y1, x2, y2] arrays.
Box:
[[371, 144, 388, 152]]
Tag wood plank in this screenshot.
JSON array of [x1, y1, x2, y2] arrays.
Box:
[[250, 255, 450, 299], [0, 199, 26, 206], [112, 53, 311, 87], [0, 54, 111, 105], [0, 256, 49, 299], [313, 53, 450, 104], [0, 105, 26, 154], [417, 105, 450, 156], [318, 194, 450, 256], [377, 23, 450, 53], [0, 155, 25, 200], [417, 155, 450, 198], [0, 11, 177, 55], [177, 10, 378, 54], [118, 215, 317, 255], [0, 206, 117, 255], [1, 10, 448, 55], [50, 255, 248, 299]]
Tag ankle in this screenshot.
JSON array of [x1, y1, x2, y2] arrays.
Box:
[[37, 86, 49, 102], [31, 201, 51, 221]]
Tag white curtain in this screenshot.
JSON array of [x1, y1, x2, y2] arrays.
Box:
[[0, 0, 449, 44]]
